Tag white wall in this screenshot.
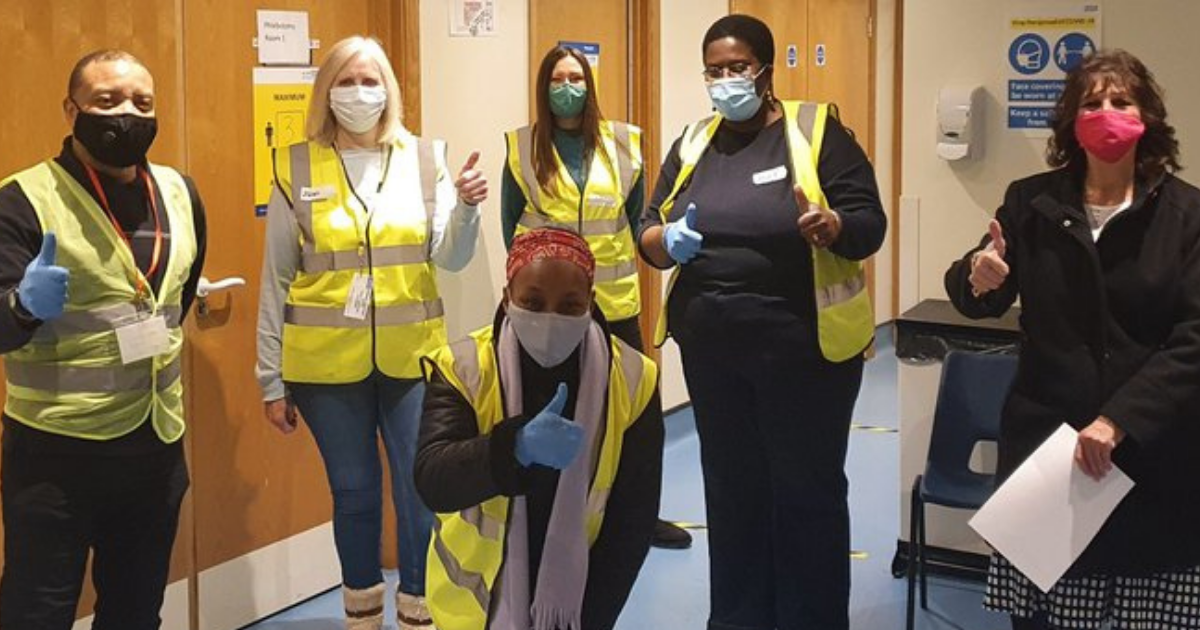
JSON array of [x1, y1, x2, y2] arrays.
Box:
[[657, 0, 727, 409], [903, 0, 1200, 306], [421, 0, 529, 340]]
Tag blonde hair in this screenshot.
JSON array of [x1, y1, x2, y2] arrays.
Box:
[[306, 36, 405, 147]]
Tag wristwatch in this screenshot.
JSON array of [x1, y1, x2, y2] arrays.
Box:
[[7, 288, 39, 326]]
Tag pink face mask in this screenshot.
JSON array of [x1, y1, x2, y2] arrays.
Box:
[[1074, 109, 1145, 163]]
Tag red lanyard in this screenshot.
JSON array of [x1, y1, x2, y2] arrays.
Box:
[[83, 163, 164, 300]]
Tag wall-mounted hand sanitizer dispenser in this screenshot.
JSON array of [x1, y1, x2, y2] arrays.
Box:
[[936, 86, 982, 161]]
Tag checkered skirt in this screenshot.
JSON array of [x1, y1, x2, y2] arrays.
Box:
[[984, 554, 1200, 629]]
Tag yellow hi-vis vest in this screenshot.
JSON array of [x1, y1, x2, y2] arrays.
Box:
[[422, 324, 658, 630], [1, 161, 196, 441], [505, 121, 644, 321], [654, 101, 874, 362], [273, 136, 447, 382]]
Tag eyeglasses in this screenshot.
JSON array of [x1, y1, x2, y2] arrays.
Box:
[[702, 63, 769, 83]]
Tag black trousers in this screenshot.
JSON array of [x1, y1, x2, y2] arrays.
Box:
[[676, 307, 863, 630], [0, 425, 189, 630]]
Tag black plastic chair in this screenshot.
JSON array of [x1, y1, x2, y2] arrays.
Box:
[[906, 350, 1017, 630]]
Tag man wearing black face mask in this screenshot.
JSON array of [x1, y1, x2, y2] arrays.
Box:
[[0, 49, 207, 630]]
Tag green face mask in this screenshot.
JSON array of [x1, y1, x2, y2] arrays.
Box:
[[549, 82, 587, 118]]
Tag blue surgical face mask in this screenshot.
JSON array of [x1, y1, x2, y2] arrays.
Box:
[[549, 82, 588, 118], [707, 76, 763, 122]]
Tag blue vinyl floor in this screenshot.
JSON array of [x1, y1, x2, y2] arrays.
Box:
[[246, 328, 1011, 630]]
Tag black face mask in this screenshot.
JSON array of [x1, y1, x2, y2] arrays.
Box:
[[72, 109, 158, 168]]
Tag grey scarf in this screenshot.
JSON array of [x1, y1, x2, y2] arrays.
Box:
[[489, 318, 609, 630]]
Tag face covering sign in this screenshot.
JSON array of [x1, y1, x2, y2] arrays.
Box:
[[1005, 2, 1102, 132]]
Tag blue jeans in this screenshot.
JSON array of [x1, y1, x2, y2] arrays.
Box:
[[289, 372, 433, 594]]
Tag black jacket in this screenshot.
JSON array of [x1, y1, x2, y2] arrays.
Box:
[[946, 166, 1200, 576], [415, 307, 663, 630]]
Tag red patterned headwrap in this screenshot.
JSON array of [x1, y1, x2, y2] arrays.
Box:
[[506, 228, 596, 284]]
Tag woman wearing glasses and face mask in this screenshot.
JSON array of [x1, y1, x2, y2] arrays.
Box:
[[638, 14, 886, 630], [415, 227, 663, 630], [501, 45, 691, 550], [255, 35, 487, 630]]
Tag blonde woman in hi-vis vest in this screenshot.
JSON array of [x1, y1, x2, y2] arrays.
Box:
[[501, 44, 692, 551], [255, 36, 487, 630]]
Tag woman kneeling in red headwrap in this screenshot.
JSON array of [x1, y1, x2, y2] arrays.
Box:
[[415, 227, 664, 630]]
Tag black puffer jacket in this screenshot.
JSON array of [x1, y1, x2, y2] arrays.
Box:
[[946, 166, 1200, 577]]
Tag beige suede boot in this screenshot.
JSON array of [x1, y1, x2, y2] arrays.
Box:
[[397, 590, 434, 630], [343, 583, 386, 630]]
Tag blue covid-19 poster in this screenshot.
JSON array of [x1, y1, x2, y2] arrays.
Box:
[[1005, 3, 1102, 131]]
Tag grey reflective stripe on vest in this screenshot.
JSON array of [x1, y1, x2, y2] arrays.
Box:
[[459, 505, 503, 541], [300, 243, 429, 273], [687, 115, 718, 146], [284, 299, 444, 328], [593, 259, 638, 284], [516, 213, 628, 236], [416, 139, 437, 243], [615, 338, 646, 406], [432, 523, 491, 612], [815, 273, 867, 309], [34, 304, 183, 342], [794, 102, 820, 144], [586, 486, 612, 517], [288, 143, 318, 253], [7, 354, 182, 394], [448, 337, 483, 401], [609, 122, 636, 195], [513, 126, 543, 212]]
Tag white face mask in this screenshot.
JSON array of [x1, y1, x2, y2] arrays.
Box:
[[506, 303, 592, 368], [330, 85, 387, 134]]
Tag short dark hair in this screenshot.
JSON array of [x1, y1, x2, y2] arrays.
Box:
[[1047, 49, 1180, 179], [67, 49, 147, 99], [702, 14, 775, 67]]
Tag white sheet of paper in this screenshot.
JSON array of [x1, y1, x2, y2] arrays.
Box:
[[257, 10, 311, 65], [969, 423, 1134, 593]]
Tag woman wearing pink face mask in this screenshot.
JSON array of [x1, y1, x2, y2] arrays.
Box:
[[945, 49, 1200, 629]]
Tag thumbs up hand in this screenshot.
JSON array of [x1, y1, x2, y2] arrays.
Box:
[[969, 219, 1010, 297], [455, 150, 488, 206], [662, 202, 704, 265], [18, 233, 70, 321], [514, 382, 585, 469], [795, 185, 842, 249]]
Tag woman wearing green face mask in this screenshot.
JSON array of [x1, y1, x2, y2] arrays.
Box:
[[501, 45, 692, 550]]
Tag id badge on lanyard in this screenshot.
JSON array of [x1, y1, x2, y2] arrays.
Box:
[[114, 310, 171, 365], [83, 164, 170, 364]]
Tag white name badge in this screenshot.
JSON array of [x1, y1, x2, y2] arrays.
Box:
[[114, 314, 171, 365], [752, 165, 788, 186], [344, 274, 373, 321], [299, 185, 336, 201]]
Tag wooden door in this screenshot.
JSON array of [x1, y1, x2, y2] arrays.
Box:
[[529, 0, 629, 125], [730, 0, 878, 316], [0, 1, 193, 626]]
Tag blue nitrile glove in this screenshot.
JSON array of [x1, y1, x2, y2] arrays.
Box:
[[18, 233, 69, 321], [662, 202, 703, 264], [514, 382, 584, 469]]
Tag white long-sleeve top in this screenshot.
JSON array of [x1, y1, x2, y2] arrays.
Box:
[[256, 139, 480, 401]]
